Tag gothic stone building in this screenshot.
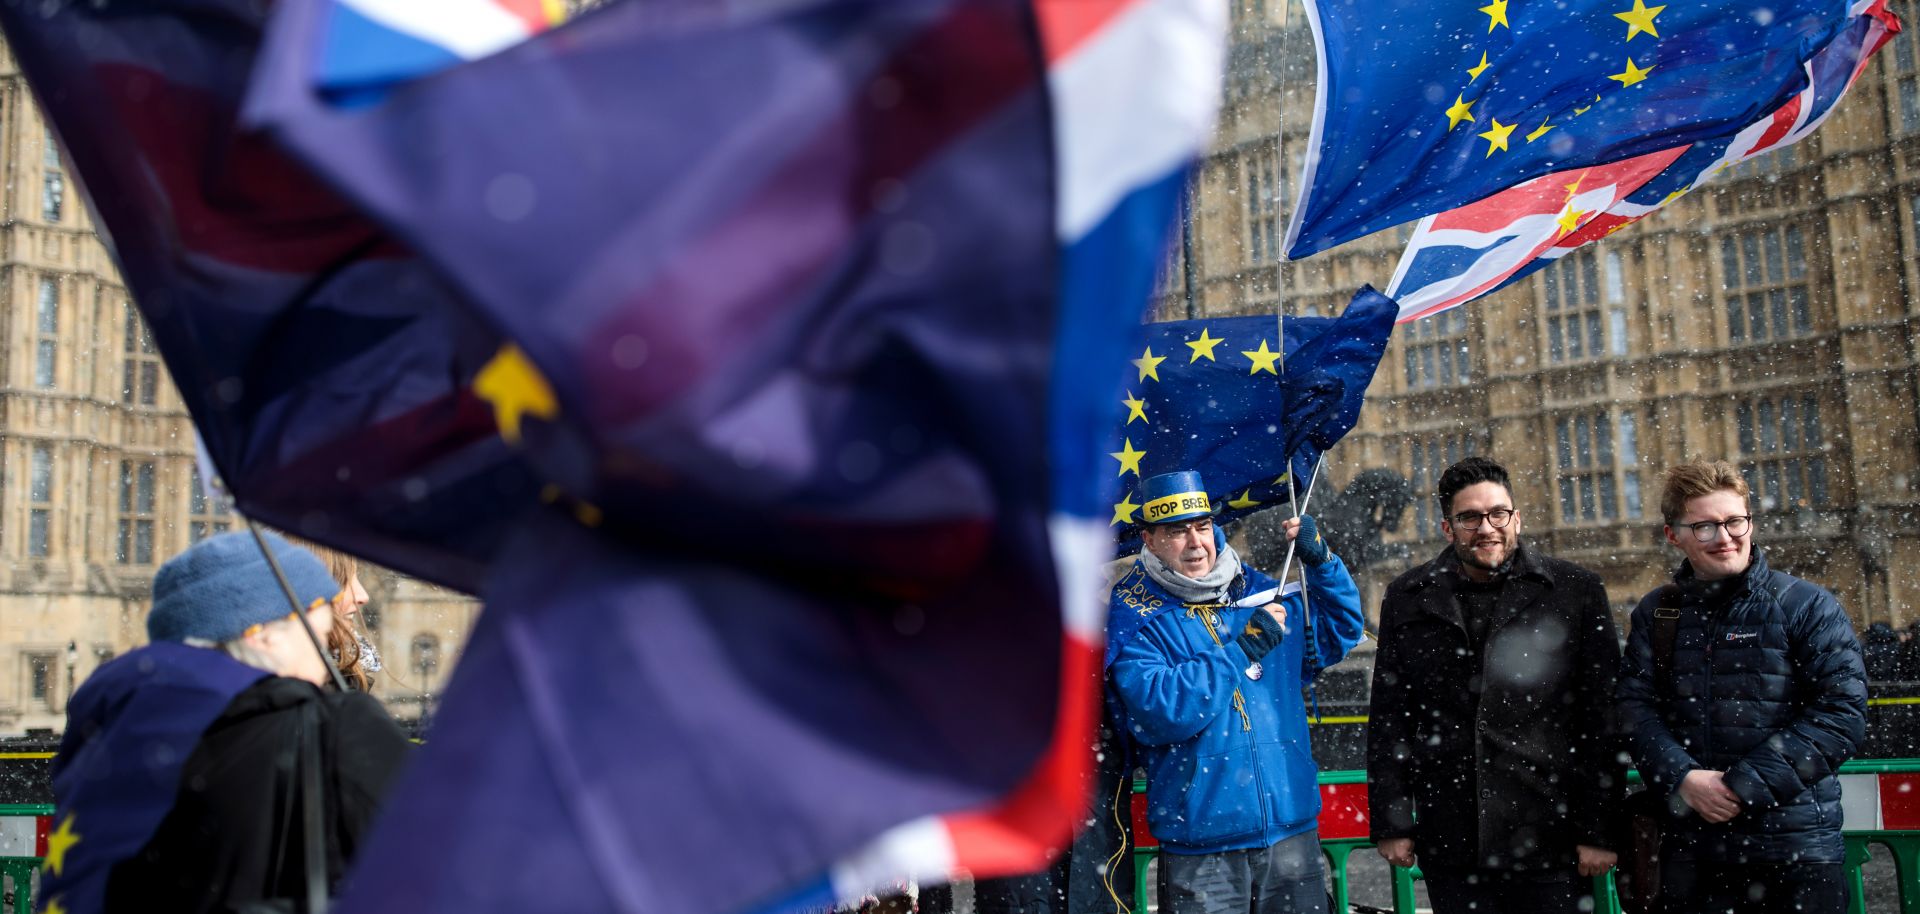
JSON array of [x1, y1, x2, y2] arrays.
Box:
[[0, 44, 474, 734], [1169, 0, 1920, 630]]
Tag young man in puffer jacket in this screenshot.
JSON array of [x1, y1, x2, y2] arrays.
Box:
[[1618, 460, 1867, 914]]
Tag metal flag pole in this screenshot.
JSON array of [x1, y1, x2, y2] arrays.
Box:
[[1291, 455, 1330, 723], [1273, 454, 1326, 603], [246, 518, 351, 694], [1290, 453, 1303, 618], [244, 512, 344, 914], [198, 432, 349, 693]]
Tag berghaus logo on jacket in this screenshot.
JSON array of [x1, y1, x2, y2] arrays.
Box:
[[1724, 630, 1761, 641]]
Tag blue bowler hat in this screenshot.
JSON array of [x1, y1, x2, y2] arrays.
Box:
[[1139, 470, 1214, 526]]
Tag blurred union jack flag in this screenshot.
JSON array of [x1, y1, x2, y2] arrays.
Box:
[[0, 1, 1233, 913]]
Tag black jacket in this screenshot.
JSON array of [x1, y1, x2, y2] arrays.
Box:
[[107, 676, 412, 912], [1616, 549, 1866, 864], [1864, 623, 1901, 681], [1367, 543, 1626, 872]]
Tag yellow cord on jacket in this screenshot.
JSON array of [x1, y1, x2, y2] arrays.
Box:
[[1189, 603, 1251, 731], [1102, 765, 1133, 914]]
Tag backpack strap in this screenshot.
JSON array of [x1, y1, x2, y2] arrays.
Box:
[[1650, 584, 1684, 696], [298, 699, 328, 914]]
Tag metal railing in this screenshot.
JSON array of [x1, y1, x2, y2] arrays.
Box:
[[2, 762, 1915, 914], [0, 803, 50, 914], [1132, 760, 1920, 914]]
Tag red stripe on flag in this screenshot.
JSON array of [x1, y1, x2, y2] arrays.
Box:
[[1552, 211, 1635, 249], [944, 634, 1102, 877], [1427, 171, 1573, 234], [493, 0, 554, 34], [1035, 0, 1142, 64], [1748, 92, 1804, 156], [1865, 0, 1901, 53], [1880, 772, 1920, 831], [1411, 144, 1689, 316], [96, 64, 409, 273]]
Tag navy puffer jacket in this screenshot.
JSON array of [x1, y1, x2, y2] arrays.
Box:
[[1617, 549, 1866, 863]]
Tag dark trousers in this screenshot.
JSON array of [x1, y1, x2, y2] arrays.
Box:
[[917, 866, 1066, 914], [1156, 831, 1329, 914], [1423, 868, 1587, 914], [1657, 860, 1846, 914]]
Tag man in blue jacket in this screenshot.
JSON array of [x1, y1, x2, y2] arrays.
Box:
[[1617, 460, 1866, 914], [1107, 470, 1365, 914]]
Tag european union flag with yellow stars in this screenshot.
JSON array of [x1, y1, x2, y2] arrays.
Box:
[[1109, 287, 1395, 533], [1284, 0, 1853, 258]]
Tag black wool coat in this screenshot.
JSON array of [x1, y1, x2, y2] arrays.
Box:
[[107, 676, 413, 912], [1616, 549, 1866, 864], [1367, 543, 1627, 872]]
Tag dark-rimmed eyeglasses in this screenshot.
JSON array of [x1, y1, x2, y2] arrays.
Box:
[[1678, 515, 1752, 542], [1449, 508, 1515, 530]]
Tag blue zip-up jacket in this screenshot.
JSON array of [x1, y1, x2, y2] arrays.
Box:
[[1107, 551, 1364, 854]]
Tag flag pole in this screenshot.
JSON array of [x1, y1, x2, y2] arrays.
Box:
[[245, 518, 351, 694], [1295, 456, 1328, 723], [243, 514, 344, 914], [1181, 178, 1199, 320], [1273, 454, 1326, 607], [201, 433, 350, 693]]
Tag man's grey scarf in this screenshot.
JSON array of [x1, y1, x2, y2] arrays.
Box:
[[1141, 542, 1244, 604]]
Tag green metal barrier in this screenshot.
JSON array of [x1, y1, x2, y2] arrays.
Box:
[[6, 760, 1916, 914], [1133, 760, 1920, 914]]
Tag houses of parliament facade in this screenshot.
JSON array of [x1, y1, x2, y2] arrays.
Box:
[[0, 45, 474, 735], [1171, 0, 1920, 629]]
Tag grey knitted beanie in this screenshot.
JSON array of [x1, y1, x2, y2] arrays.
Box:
[[147, 531, 339, 644]]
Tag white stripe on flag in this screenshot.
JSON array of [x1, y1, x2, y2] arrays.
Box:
[[828, 815, 954, 906], [337, 0, 533, 60], [1050, 0, 1228, 241], [1051, 514, 1115, 641]]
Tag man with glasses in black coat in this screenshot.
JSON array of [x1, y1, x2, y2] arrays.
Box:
[[1367, 457, 1626, 914]]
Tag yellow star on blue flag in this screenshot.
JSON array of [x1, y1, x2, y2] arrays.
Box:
[[1106, 291, 1396, 531], [474, 344, 557, 445]]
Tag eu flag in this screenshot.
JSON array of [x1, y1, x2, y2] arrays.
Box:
[[1285, 0, 1852, 258], [1109, 287, 1396, 533], [41, 644, 267, 914]]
